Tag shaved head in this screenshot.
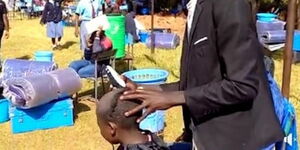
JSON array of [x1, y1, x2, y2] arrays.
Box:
[[96, 89, 142, 129]]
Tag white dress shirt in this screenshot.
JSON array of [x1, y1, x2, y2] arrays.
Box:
[[187, 0, 197, 37], [187, 1, 200, 149]]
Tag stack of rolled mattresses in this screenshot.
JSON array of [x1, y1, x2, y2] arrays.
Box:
[[260, 30, 286, 44], [1, 59, 82, 109], [3, 68, 82, 109]]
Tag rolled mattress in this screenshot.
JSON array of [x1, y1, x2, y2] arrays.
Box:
[[146, 32, 180, 49], [1, 59, 57, 81], [3, 68, 82, 109], [3, 74, 59, 109], [260, 30, 286, 44], [48, 68, 82, 96]]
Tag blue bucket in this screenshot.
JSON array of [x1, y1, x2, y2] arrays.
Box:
[[257, 13, 277, 22], [139, 31, 149, 43], [140, 8, 150, 15], [35, 51, 53, 62], [123, 69, 169, 133], [293, 31, 300, 51], [0, 99, 9, 123]]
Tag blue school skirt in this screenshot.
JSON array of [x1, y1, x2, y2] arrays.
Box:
[[47, 21, 64, 38]]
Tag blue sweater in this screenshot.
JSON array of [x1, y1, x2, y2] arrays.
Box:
[[41, 0, 63, 24]]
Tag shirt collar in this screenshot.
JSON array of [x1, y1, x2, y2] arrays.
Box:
[[186, 0, 197, 10]]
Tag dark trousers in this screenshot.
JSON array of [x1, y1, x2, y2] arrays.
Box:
[[0, 29, 4, 48]]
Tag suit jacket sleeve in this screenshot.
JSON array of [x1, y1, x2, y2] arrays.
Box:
[[184, 0, 260, 121], [160, 82, 180, 91]]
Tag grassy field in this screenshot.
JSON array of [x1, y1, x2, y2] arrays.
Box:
[[0, 17, 299, 150]]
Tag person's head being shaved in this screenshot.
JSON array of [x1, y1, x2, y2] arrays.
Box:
[[96, 88, 142, 144]]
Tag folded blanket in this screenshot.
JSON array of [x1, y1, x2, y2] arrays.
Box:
[[1, 59, 57, 81], [3, 68, 82, 109]]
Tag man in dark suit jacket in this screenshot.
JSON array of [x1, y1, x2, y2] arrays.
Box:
[[120, 0, 284, 149]]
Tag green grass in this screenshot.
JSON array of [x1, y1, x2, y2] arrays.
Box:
[[0, 18, 299, 150]]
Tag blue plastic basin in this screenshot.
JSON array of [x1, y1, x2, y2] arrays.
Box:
[[123, 69, 169, 84]]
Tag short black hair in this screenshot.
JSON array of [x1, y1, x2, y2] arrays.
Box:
[[96, 89, 142, 129]]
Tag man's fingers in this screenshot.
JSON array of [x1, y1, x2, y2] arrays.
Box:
[[120, 93, 146, 101], [125, 103, 146, 117], [120, 75, 137, 90], [123, 90, 136, 95], [123, 88, 148, 94], [137, 86, 144, 90], [109, 85, 117, 91], [123, 90, 154, 98], [120, 75, 127, 81], [125, 82, 137, 91], [135, 89, 158, 95]]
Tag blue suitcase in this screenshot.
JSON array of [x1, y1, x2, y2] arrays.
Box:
[[9, 98, 74, 134]]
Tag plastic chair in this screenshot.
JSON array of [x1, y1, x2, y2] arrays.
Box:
[[91, 49, 116, 99]]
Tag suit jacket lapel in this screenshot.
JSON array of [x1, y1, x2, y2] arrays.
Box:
[[180, 26, 189, 89], [189, 0, 205, 44]]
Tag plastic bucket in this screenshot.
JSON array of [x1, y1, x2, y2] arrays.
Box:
[[0, 99, 9, 123], [106, 15, 126, 59], [139, 31, 149, 43], [257, 13, 277, 22], [34, 51, 53, 62], [140, 8, 150, 15], [293, 31, 300, 51], [123, 69, 169, 133]]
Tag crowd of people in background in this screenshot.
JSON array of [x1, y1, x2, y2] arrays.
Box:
[[0, 0, 140, 79], [39, 0, 138, 50]]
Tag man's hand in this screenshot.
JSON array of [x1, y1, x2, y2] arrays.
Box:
[[4, 30, 9, 39], [121, 75, 138, 91], [109, 75, 137, 91], [120, 90, 185, 123]]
